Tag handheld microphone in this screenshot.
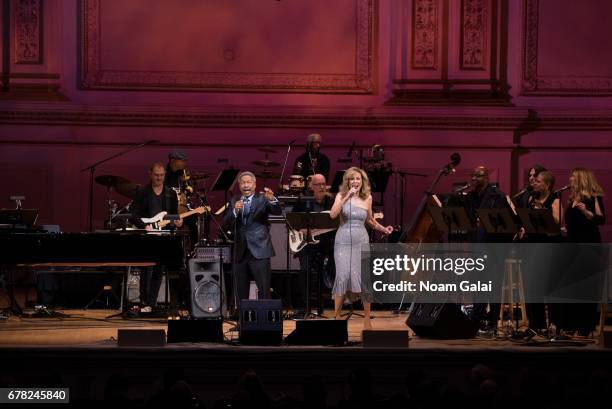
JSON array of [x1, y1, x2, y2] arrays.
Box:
[[289, 139, 296, 146], [453, 183, 471, 193], [554, 185, 571, 195]]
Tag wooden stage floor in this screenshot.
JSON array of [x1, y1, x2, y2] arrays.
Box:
[[1, 308, 610, 406]]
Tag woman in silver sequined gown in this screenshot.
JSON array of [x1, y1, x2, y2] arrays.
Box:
[[330, 167, 393, 329]]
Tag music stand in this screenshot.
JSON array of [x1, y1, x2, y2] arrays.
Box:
[[286, 211, 338, 319], [428, 206, 473, 234], [516, 208, 560, 235], [0, 209, 39, 228], [329, 170, 345, 193], [477, 209, 519, 235], [211, 168, 241, 206]]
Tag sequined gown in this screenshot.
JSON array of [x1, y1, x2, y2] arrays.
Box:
[[333, 199, 371, 301]]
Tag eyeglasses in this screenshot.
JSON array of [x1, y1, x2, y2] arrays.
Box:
[[311, 183, 326, 187]]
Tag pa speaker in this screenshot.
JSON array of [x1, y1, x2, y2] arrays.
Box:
[[188, 258, 223, 319], [406, 303, 476, 339], [167, 319, 223, 343], [285, 319, 348, 345], [239, 299, 283, 345], [117, 329, 166, 347], [362, 330, 409, 348]]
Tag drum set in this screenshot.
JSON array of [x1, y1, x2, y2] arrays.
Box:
[[252, 147, 308, 195]]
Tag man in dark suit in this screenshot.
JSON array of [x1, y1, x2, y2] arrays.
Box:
[[223, 171, 282, 304]]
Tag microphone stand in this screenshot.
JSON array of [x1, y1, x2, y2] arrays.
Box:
[[81, 140, 157, 232], [278, 141, 294, 192]]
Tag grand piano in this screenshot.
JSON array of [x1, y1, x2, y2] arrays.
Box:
[[0, 231, 186, 270]]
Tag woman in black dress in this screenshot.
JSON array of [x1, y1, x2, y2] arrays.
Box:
[[561, 167, 606, 335], [522, 170, 561, 331]]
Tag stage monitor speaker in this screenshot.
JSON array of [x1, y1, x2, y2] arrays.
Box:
[[117, 329, 166, 347], [239, 299, 283, 345], [285, 319, 348, 345], [406, 303, 476, 339], [167, 319, 223, 343], [188, 258, 224, 319], [362, 330, 409, 348]]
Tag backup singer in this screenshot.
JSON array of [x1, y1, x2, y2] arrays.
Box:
[[514, 164, 547, 208], [520, 170, 561, 332], [330, 167, 393, 330], [131, 162, 183, 312], [554, 167, 606, 336], [464, 166, 510, 330], [222, 171, 282, 305]]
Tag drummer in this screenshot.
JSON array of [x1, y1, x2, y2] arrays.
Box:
[[165, 149, 199, 248], [293, 133, 330, 182], [165, 149, 189, 191]]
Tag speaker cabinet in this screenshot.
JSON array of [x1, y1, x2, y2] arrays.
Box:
[[239, 299, 283, 345], [167, 319, 223, 343], [117, 329, 166, 347], [285, 319, 348, 345], [362, 330, 410, 348], [188, 259, 224, 319], [406, 303, 476, 339]]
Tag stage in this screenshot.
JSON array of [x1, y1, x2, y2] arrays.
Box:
[[1, 309, 609, 406]]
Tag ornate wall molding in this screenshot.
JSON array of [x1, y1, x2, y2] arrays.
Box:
[[411, 0, 440, 70], [13, 0, 42, 64], [411, 0, 439, 70], [522, 0, 612, 95], [461, 0, 487, 70], [80, 0, 376, 94]]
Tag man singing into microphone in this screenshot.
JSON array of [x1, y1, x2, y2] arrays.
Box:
[[222, 171, 282, 306]]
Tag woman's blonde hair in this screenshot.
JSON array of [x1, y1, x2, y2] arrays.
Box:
[[339, 167, 371, 199], [569, 167, 604, 201]]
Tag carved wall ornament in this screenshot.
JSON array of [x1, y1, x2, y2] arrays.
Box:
[[461, 0, 487, 70], [14, 0, 42, 64], [411, 0, 439, 70]]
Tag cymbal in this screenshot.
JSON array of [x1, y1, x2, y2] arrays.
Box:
[[255, 171, 280, 179], [115, 182, 141, 199], [95, 175, 130, 188], [253, 159, 280, 167], [189, 172, 209, 180], [258, 146, 277, 154]]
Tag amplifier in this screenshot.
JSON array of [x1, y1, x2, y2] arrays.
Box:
[[193, 245, 232, 262]]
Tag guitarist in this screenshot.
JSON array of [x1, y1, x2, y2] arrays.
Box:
[[291, 174, 334, 316], [222, 171, 282, 307], [131, 162, 183, 312]]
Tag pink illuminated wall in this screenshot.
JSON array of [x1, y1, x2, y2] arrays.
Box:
[[0, 0, 611, 240]]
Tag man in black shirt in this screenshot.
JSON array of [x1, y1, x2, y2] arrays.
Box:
[[131, 162, 183, 312], [464, 166, 510, 330], [464, 166, 510, 243], [293, 133, 330, 182], [291, 174, 334, 316]]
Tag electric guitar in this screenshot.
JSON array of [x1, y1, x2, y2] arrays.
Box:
[[288, 212, 384, 253], [141, 206, 209, 230]]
